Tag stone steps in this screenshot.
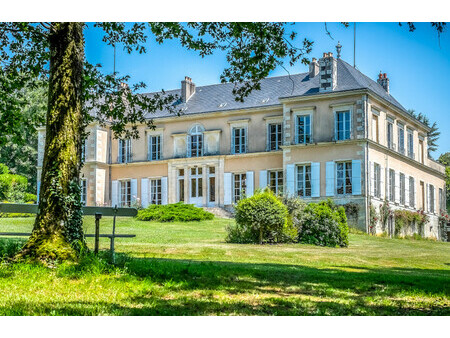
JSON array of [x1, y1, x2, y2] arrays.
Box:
[[203, 207, 234, 219]]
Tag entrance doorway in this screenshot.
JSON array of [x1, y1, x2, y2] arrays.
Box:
[[189, 167, 203, 206]]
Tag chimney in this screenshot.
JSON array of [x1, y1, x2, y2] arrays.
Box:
[[319, 52, 337, 92], [309, 58, 319, 78], [377, 72, 389, 94], [181, 76, 196, 102]]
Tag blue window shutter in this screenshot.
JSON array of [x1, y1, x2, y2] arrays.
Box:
[[370, 162, 374, 197], [224, 173, 232, 205], [231, 128, 235, 154], [141, 178, 149, 208], [37, 181, 41, 203], [285, 164, 295, 196], [161, 177, 168, 205], [187, 135, 191, 158], [246, 171, 254, 197], [405, 176, 409, 207], [351, 160, 361, 195], [394, 172, 400, 203], [259, 170, 268, 190], [311, 162, 320, 197], [111, 180, 118, 207], [326, 161, 335, 196], [118, 140, 122, 163]]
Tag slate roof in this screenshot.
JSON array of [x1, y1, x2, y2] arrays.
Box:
[[143, 58, 409, 119]]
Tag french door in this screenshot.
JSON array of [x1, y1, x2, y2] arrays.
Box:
[[189, 167, 203, 206]]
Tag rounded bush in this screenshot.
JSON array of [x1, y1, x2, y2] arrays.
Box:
[[294, 200, 349, 247], [227, 190, 291, 244]]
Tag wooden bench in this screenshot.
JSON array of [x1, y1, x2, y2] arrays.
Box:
[[0, 203, 138, 262]]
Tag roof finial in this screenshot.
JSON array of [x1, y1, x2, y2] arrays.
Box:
[[336, 41, 342, 59]]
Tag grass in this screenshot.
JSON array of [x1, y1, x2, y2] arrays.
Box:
[[0, 216, 449, 315]]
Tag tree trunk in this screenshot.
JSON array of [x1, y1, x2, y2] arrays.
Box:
[[18, 23, 86, 261]]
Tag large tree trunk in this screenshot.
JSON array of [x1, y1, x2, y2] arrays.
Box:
[[18, 23, 86, 261]]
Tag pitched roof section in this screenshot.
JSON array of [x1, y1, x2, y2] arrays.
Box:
[[144, 58, 407, 119]]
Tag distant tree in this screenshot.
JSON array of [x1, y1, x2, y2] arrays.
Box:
[[438, 152, 450, 212], [0, 84, 47, 193], [407, 109, 440, 158]]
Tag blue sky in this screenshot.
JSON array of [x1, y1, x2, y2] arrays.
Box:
[[84, 22, 449, 157]]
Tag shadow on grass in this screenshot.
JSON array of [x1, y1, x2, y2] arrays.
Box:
[[1, 244, 449, 315]]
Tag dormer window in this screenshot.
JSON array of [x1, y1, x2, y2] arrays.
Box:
[[188, 124, 204, 157]]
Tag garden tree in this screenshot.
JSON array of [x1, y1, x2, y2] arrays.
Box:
[[407, 109, 440, 158], [0, 22, 313, 261], [0, 85, 47, 193], [438, 152, 450, 211]]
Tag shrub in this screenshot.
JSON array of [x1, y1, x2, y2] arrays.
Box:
[[0, 238, 25, 259], [294, 199, 349, 247], [0, 164, 28, 202], [136, 203, 214, 222], [227, 190, 291, 244]]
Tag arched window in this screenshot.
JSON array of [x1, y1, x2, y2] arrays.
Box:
[[188, 124, 204, 157]]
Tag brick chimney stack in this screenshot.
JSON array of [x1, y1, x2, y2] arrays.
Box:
[[319, 52, 337, 92], [377, 72, 389, 94], [309, 58, 319, 78], [181, 76, 196, 102]]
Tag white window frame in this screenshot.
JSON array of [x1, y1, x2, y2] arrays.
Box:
[[120, 179, 131, 207], [188, 124, 204, 158], [177, 168, 185, 202], [190, 166, 203, 199], [118, 139, 132, 163], [429, 184, 435, 214], [336, 161, 352, 195], [400, 172, 406, 205], [374, 162, 381, 198], [233, 173, 247, 203], [407, 128, 414, 159], [295, 114, 312, 144], [397, 123, 405, 155], [296, 164, 312, 197], [148, 132, 163, 161], [386, 118, 395, 150], [388, 169, 395, 202], [149, 178, 162, 205], [81, 178, 87, 205], [409, 177, 415, 208], [231, 126, 247, 154], [333, 106, 352, 141], [268, 170, 283, 194], [267, 122, 283, 151]]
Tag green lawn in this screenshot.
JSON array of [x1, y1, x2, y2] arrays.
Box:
[[0, 216, 449, 315]]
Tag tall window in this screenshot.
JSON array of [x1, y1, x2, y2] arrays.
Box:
[[297, 165, 311, 197], [268, 123, 282, 150], [388, 169, 395, 202], [409, 177, 415, 208], [400, 173, 406, 205], [189, 125, 203, 157], [120, 180, 131, 207], [407, 129, 414, 159], [118, 139, 131, 163], [297, 115, 311, 144], [439, 188, 444, 212], [178, 169, 185, 202], [208, 167, 216, 203], [336, 162, 352, 195], [398, 125, 405, 155], [232, 127, 247, 154], [372, 114, 379, 143], [374, 163, 381, 198], [269, 170, 283, 194], [150, 179, 162, 205], [233, 173, 246, 203], [387, 121, 394, 150], [190, 167, 203, 198], [429, 184, 435, 213], [148, 135, 161, 161], [335, 110, 351, 141], [81, 179, 87, 205], [81, 140, 87, 162]]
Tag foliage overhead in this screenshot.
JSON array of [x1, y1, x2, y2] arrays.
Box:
[[407, 109, 440, 157]]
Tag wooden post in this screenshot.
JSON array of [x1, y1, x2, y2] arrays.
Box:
[[110, 206, 118, 263], [94, 212, 102, 255]]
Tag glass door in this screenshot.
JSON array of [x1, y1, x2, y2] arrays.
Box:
[[189, 167, 203, 206]]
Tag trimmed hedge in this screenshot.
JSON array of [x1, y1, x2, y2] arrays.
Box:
[[136, 203, 214, 222], [226, 189, 294, 244]]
